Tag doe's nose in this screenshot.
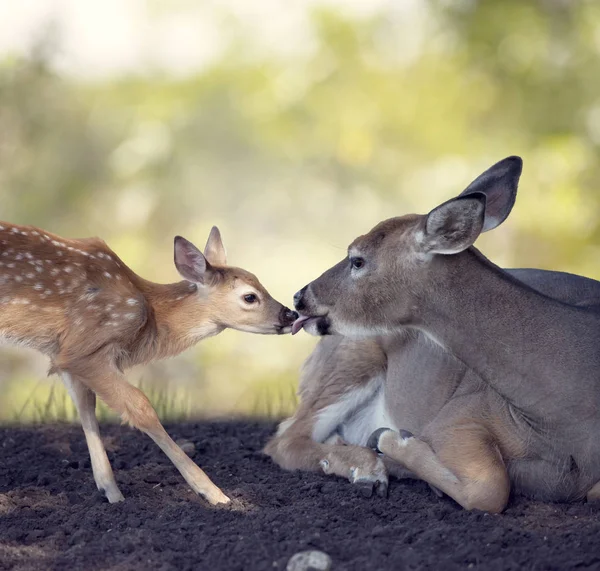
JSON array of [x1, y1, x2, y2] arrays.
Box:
[[293, 286, 308, 311]]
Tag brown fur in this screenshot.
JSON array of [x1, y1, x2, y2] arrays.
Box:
[[0, 221, 295, 504]]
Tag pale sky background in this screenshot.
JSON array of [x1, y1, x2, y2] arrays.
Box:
[[0, 0, 420, 78]]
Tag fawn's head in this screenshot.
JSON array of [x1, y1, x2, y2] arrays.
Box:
[[174, 227, 297, 335], [292, 156, 522, 337]]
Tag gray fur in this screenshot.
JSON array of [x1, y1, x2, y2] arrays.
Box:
[[266, 157, 600, 512]]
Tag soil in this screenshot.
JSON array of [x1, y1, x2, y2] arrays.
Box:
[[1, 421, 600, 571]]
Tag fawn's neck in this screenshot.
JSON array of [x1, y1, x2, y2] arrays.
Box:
[[133, 279, 224, 364]]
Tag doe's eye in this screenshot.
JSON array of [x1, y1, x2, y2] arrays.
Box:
[[243, 293, 257, 304], [350, 257, 365, 270]]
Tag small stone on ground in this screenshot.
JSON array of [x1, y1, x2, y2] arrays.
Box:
[[287, 550, 332, 571]]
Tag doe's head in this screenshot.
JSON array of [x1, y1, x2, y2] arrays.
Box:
[[292, 156, 523, 337], [174, 227, 297, 334]]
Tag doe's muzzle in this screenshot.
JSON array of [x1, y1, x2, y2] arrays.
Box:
[[293, 286, 308, 312]]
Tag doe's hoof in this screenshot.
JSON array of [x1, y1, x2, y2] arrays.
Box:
[[368, 428, 415, 453], [367, 427, 393, 453]]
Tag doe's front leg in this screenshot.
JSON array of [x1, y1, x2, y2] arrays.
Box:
[[265, 417, 388, 497], [319, 442, 389, 497], [368, 427, 510, 513]]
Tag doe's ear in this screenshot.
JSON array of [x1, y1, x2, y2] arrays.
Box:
[[204, 226, 227, 266], [459, 156, 522, 232], [423, 193, 486, 255], [174, 236, 211, 284]]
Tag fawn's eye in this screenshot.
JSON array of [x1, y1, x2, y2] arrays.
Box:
[[243, 293, 257, 304], [350, 257, 365, 270]]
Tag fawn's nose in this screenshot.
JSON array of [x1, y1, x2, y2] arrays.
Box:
[[281, 307, 299, 325], [293, 286, 308, 312], [283, 307, 298, 323]]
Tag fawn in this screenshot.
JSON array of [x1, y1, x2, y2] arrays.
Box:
[[0, 223, 297, 505]]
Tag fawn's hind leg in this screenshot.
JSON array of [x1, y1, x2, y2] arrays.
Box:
[[64, 357, 229, 506], [62, 373, 124, 503], [369, 425, 510, 513]]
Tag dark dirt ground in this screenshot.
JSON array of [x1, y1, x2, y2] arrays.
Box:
[[1, 422, 600, 571]]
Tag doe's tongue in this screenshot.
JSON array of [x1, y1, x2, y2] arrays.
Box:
[[291, 315, 312, 335]]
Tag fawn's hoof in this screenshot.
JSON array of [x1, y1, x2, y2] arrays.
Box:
[[100, 486, 125, 504], [204, 488, 231, 505]]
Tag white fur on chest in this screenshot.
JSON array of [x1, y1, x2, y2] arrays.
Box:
[[340, 387, 399, 446], [311, 374, 398, 446]]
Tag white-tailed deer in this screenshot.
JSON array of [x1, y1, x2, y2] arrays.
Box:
[[0, 224, 297, 504], [267, 157, 600, 512]]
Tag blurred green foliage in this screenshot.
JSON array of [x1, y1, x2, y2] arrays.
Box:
[[1, 0, 600, 422]]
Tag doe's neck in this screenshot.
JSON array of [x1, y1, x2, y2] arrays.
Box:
[[415, 248, 582, 379]]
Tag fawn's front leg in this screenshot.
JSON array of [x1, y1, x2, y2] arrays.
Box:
[[64, 360, 229, 506], [62, 373, 125, 503]]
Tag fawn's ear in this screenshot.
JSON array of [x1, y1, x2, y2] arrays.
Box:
[[203, 226, 227, 266], [422, 193, 486, 255], [458, 156, 522, 232], [174, 236, 211, 284]]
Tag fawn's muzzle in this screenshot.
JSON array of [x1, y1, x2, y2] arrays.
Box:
[[280, 307, 299, 326]]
